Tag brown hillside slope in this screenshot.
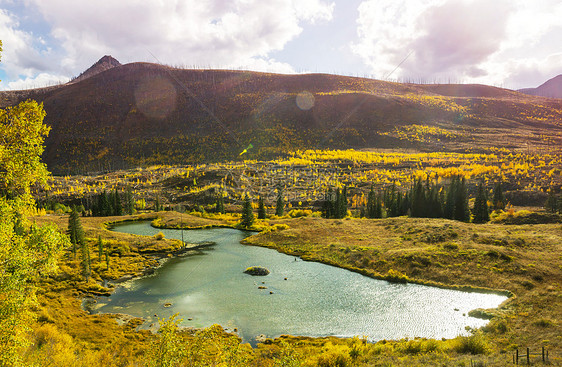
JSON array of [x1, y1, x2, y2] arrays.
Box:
[[1, 59, 561, 174]]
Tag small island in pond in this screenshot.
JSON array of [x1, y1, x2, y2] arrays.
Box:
[[244, 266, 270, 276]]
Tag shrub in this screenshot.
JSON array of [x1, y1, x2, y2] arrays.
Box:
[[309, 342, 352, 367], [154, 232, 165, 240], [451, 333, 490, 355], [288, 209, 313, 218]]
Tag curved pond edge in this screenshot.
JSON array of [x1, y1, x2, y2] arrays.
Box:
[[90, 216, 513, 327], [241, 242, 515, 300], [110, 215, 514, 299]]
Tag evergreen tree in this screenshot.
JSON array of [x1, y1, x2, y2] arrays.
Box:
[[97, 235, 104, 261], [472, 183, 490, 223], [492, 182, 505, 211], [257, 196, 266, 219], [216, 192, 225, 214], [366, 186, 376, 218], [322, 188, 334, 218], [125, 186, 134, 215], [545, 190, 558, 213], [155, 195, 161, 212], [68, 206, 85, 259], [374, 195, 383, 218], [444, 176, 458, 219], [275, 188, 284, 216], [105, 250, 110, 270], [113, 188, 122, 216], [81, 241, 91, 281], [411, 179, 426, 217], [454, 177, 470, 222], [338, 186, 348, 218], [240, 195, 254, 228]]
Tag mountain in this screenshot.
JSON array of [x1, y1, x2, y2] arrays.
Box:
[[518, 74, 562, 98], [1, 57, 561, 174], [72, 55, 122, 83]]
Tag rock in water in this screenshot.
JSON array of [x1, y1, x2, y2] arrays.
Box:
[[244, 266, 270, 276]]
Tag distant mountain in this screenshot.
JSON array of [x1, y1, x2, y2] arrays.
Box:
[[518, 74, 562, 98], [72, 55, 122, 83], [1, 58, 561, 174]]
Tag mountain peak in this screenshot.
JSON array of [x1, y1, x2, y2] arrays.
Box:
[[72, 55, 122, 83], [518, 74, 562, 98]]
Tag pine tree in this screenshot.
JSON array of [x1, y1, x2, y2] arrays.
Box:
[[257, 196, 266, 219], [454, 177, 470, 222], [81, 241, 91, 281], [68, 206, 85, 259], [240, 195, 254, 228], [492, 182, 505, 211], [113, 188, 122, 216], [155, 195, 161, 212], [444, 176, 458, 219], [472, 183, 490, 223], [366, 186, 376, 218], [338, 186, 348, 218], [97, 235, 104, 261], [322, 187, 334, 218], [545, 190, 558, 213], [411, 179, 426, 217], [275, 188, 284, 216], [216, 193, 225, 214], [125, 186, 134, 215], [105, 250, 110, 270]]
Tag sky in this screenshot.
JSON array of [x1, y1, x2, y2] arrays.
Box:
[[0, 0, 561, 91]]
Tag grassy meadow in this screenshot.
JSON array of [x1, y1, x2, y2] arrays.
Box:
[[24, 149, 562, 366]]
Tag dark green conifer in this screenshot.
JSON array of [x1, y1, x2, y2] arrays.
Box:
[[492, 182, 505, 211], [81, 241, 91, 281], [322, 188, 334, 218], [240, 194, 254, 228], [68, 206, 85, 260], [125, 186, 134, 215], [454, 177, 470, 222], [216, 192, 225, 214], [275, 188, 284, 217], [257, 196, 266, 219], [545, 190, 558, 213], [444, 176, 458, 219], [472, 183, 490, 223], [113, 189, 122, 216], [97, 235, 104, 261]]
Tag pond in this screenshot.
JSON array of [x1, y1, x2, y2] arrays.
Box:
[[93, 222, 507, 343]]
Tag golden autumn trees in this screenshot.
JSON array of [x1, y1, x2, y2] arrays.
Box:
[[0, 43, 68, 366]]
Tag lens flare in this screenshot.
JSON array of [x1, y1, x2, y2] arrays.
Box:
[[296, 91, 315, 110], [134, 75, 177, 119]]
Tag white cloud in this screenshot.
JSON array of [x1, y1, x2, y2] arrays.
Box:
[[0, 8, 52, 80], [10, 0, 334, 84], [6, 72, 69, 90], [353, 0, 562, 88]]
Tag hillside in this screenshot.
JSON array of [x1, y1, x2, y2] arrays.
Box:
[[1, 57, 561, 174], [519, 74, 562, 98]]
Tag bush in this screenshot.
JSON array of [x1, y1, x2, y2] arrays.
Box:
[[154, 232, 165, 240], [451, 333, 490, 355], [309, 342, 352, 367], [288, 209, 313, 218]]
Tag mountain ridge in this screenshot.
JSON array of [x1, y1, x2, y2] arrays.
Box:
[[1, 57, 561, 174], [518, 74, 562, 98]]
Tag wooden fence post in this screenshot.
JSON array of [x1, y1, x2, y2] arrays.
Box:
[[542, 346, 545, 362], [526, 347, 530, 365], [516, 349, 519, 365]]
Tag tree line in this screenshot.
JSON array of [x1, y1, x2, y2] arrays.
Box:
[[323, 176, 505, 223]]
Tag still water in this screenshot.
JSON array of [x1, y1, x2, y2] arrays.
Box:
[[94, 222, 507, 343]]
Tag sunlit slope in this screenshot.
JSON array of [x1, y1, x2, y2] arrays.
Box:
[[1, 61, 561, 174]]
